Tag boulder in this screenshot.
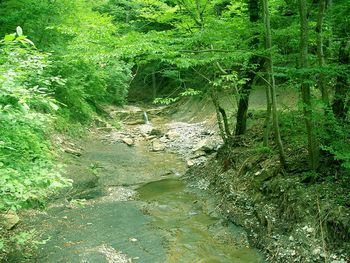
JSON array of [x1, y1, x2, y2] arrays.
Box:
[[64, 147, 82, 156], [159, 136, 169, 143], [122, 138, 134, 146], [166, 131, 180, 140], [152, 140, 165, 151], [0, 210, 20, 230], [192, 150, 206, 158], [193, 138, 218, 153], [150, 129, 163, 137], [139, 124, 153, 135], [187, 160, 195, 167]]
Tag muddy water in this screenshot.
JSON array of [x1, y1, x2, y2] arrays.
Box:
[[138, 178, 263, 263], [24, 138, 264, 263]]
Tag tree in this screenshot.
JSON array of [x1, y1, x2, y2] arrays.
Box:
[[299, 0, 319, 170], [235, 0, 260, 136], [262, 0, 286, 167], [316, 0, 329, 106]]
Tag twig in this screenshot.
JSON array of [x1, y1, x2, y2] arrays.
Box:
[[317, 196, 328, 263]]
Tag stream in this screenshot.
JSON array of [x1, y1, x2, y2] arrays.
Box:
[[20, 121, 265, 263]]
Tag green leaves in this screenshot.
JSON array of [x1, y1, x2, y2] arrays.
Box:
[[2, 27, 35, 47], [4, 34, 16, 42], [0, 30, 70, 213], [16, 26, 23, 36]]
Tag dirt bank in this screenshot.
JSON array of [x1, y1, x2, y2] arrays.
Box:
[[185, 131, 350, 262]]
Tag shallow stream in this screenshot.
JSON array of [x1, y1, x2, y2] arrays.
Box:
[[23, 137, 264, 263]]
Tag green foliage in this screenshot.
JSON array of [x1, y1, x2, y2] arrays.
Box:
[[153, 97, 179, 105], [0, 33, 71, 211], [0, 0, 131, 122], [317, 112, 350, 170]]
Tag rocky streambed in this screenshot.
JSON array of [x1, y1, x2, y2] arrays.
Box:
[[11, 105, 265, 263]]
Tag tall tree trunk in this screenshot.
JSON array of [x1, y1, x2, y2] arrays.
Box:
[[299, 0, 319, 170], [316, 0, 329, 106], [263, 75, 272, 147], [211, 87, 231, 143], [235, 76, 254, 135], [263, 0, 286, 167], [332, 40, 350, 120], [235, 0, 260, 136]]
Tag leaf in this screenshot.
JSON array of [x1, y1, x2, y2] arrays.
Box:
[[4, 34, 16, 42], [16, 35, 26, 41], [49, 101, 59, 111], [16, 26, 23, 36], [23, 38, 35, 46]]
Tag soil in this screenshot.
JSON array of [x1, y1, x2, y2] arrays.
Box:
[[186, 126, 350, 263]]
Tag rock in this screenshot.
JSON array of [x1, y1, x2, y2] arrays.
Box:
[[152, 140, 165, 151], [101, 124, 114, 132], [193, 138, 218, 153], [122, 138, 134, 146], [201, 129, 215, 136], [64, 148, 82, 156], [94, 117, 108, 127], [166, 131, 180, 140], [96, 123, 114, 132], [125, 120, 145, 125], [0, 210, 20, 230], [187, 160, 195, 167], [139, 124, 153, 135], [192, 150, 206, 158], [145, 135, 157, 141], [150, 129, 163, 137], [159, 136, 169, 143]]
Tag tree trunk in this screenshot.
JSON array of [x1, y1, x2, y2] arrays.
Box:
[[299, 0, 319, 170], [211, 87, 231, 143], [263, 0, 286, 167], [235, 0, 260, 136], [316, 0, 329, 106], [235, 76, 254, 135], [263, 75, 272, 147]]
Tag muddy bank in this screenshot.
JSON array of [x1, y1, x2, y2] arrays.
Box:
[[186, 145, 350, 263]]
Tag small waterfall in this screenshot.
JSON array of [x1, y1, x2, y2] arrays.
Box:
[[143, 111, 150, 124]]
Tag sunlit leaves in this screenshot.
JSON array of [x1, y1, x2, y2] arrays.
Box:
[[16, 26, 23, 36], [0, 32, 70, 213]]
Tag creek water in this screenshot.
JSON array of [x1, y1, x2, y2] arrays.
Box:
[[21, 137, 264, 263]]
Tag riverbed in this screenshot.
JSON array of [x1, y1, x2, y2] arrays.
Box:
[[20, 114, 265, 263]]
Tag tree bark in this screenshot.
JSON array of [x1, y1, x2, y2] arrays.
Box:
[[299, 0, 319, 170], [211, 87, 231, 143], [235, 76, 254, 135], [263, 75, 272, 147], [316, 0, 329, 106], [263, 0, 286, 167], [235, 0, 260, 136]]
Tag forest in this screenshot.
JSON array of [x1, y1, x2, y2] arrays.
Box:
[[0, 0, 349, 262]]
